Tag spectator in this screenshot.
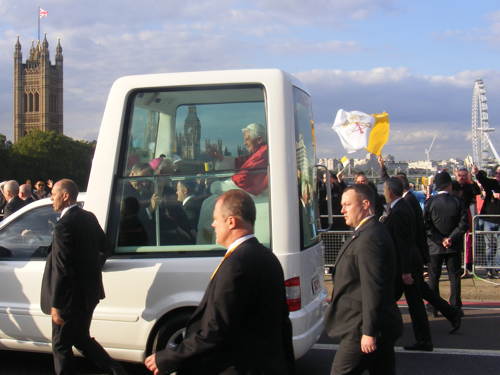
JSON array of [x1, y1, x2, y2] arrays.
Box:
[[472, 165, 500, 278], [319, 170, 348, 230], [0, 181, 6, 214], [2, 180, 26, 219], [424, 171, 468, 313], [354, 171, 385, 219], [33, 180, 50, 200], [19, 184, 36, 204]]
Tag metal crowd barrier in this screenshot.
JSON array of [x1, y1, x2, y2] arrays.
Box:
[[472, 214, 500, 273], [320, 230, 353, 271], [319, 215, 353, 271]]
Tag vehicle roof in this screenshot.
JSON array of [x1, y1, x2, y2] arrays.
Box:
[[111, 68, 309, 95], [0, 192, 86, 229]]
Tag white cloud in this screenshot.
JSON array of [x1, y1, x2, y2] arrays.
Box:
[[296, 67, 500, 160]]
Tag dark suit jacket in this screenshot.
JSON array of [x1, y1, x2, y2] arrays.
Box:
[[155, 237, 295, 375], [424, 192, 469, 255], [326, 218, 402, 341], [41, 206, 107, 316], [3, 196, 27, 219], [383, 198, 420, 276], [404, 191, 430, 264]]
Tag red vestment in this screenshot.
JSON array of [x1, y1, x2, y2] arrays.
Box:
[[232, 144, 268, 195]]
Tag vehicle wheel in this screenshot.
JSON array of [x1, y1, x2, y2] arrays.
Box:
[[151, 311, 191, 353]]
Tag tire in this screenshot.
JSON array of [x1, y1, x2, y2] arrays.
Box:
[[151, 311, 191, 353]]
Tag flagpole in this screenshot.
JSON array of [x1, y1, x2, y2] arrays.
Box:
[[37, 6, 40, 41]]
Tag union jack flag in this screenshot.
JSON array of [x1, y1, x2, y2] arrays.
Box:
[[39, 8, 48, 18]]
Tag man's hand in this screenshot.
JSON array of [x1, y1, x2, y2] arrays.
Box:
[[51, 307, 64, 326], [493, 192, 500, 200], [402, 273, 414, 285], [150, 193, 160, 213], [144, 353, 159, 375], [361, 335, 377, 353], [377, 155, 384, 167], [442, 237, 452, 248]]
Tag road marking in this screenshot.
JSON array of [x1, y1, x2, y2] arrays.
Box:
[[312, 343, 500, 357]]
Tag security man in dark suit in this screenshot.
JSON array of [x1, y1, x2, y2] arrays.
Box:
[[382, 177, 433, 351], [396, 173, 462, 334], [326, 184, 402, 375], [145, 189, 295, 375], [424, 171, 468, 312], [41, 179, 127, 375]]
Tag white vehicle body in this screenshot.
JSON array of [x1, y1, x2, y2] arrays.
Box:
[[0, 69, 328, 362]]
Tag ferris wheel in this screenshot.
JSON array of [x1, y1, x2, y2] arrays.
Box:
[[471, 79, 500, 170]]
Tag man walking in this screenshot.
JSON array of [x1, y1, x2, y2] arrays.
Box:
[[326, 184, 402, 375], [145, 189, 294, 374], [382, 177, 433, 351], [41, 179, 126, 375]]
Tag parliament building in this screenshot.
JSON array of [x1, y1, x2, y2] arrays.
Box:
[[13, 35, 63, 142]]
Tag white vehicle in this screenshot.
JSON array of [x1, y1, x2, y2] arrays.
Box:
[[0, 69, 328, 362]]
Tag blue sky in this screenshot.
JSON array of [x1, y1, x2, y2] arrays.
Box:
[[0, 0, 499, 162]]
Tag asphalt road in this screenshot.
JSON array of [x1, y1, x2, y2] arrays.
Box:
[[2, 303, 500, 374]]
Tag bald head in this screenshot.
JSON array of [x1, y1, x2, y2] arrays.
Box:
[[55, 179, 79, 202]]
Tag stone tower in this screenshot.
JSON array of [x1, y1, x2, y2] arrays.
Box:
[[179, 105, 201, 160], [13, 35, 63, 142]]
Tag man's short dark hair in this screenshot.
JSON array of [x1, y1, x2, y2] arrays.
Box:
[[385, 177, 404, 198], [343, 184, 375, 208], [354, 171, 366, 178], [395, 173, 410, 190], [58, 179, 79, 201], [218, 189, 256, 226]]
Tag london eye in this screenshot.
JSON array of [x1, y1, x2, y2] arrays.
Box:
[[471, 79, 500, 170]]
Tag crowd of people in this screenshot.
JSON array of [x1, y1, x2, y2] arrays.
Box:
[[0, 178, 53, 221], [318, 160, 500, 373], [1, 154, 499, 374], [318, 160, 500, 279]]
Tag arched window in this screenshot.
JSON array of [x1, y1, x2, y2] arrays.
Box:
[[35, 92, 40, 112], [28, 93, 33, 112], [24, 94, 28, 112]]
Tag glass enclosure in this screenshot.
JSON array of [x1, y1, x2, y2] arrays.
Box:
[[111, 85, 271, 254]]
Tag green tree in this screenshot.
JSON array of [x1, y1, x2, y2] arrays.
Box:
[[9, 131, 95, 190]]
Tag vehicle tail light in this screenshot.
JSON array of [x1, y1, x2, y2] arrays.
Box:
[[285, 276, 301, 312]]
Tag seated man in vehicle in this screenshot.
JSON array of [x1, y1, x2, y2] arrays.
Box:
[[118, 197, 149, 246], [160, 186, 194, 245], [209, 123, 269, 196], [123, 163, 160, 244], [176, 180, 206, 236]]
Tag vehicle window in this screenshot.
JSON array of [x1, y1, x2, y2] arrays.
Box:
[[294, 87, 320, 249], [0, 205, 58, 260], [111, 85, 270, 254]]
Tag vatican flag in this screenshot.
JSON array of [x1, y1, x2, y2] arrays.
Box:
[[332, 109, 390, 156]]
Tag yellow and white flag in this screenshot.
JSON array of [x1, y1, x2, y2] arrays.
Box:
[[332, 109, 390, 156]]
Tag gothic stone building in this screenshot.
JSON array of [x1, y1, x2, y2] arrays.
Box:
[[13, 35, 63, 142]]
